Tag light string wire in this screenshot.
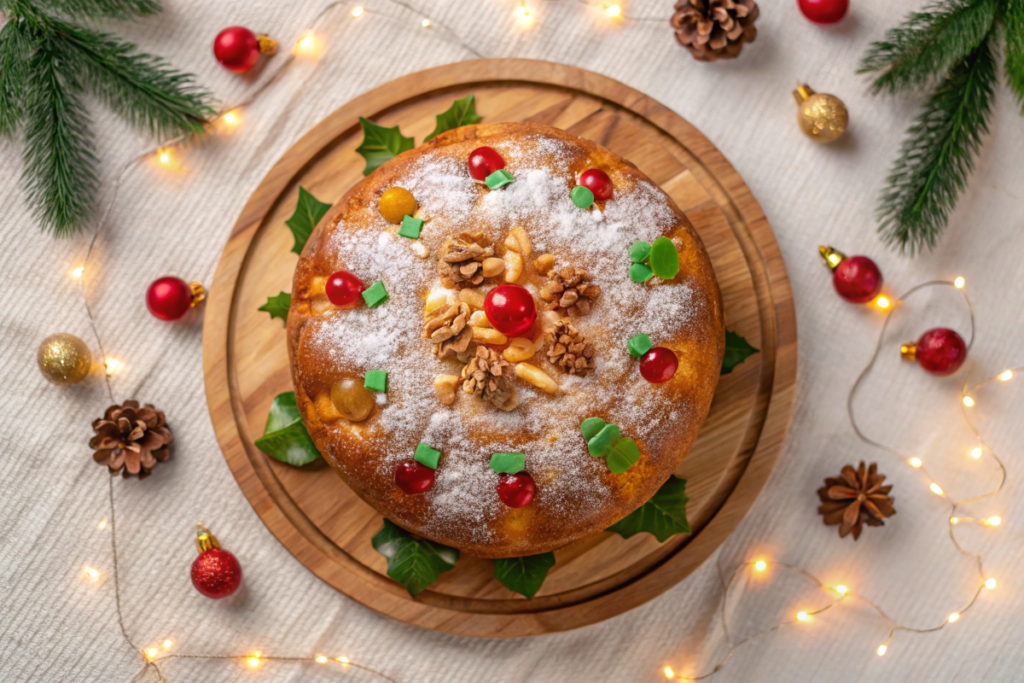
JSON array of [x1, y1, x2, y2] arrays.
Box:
[[663, 279, 1014, 680]]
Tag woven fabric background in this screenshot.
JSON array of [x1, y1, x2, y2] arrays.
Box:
[[2, 1, 1024, 681]]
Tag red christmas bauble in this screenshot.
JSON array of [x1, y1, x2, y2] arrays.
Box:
[[640, 347, 679, 383], [325, 270, 365, 306], [914, 328, 967, 376], [468, 146, 505, 181], [191, 548, 242, 599], [579, 168, 613, 200], [395, 460, 435, 494], [833, 256, 883, 303], [213, 27, 260, 73], [146, 276, 195, 321], [484, 284, 537, 337], [497, 472, 535, 508], [798, 0, 848, 24]]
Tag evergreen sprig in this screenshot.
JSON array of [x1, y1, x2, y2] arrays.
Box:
[[859, 0, 1022, 254], [0, 0, 214, 237]]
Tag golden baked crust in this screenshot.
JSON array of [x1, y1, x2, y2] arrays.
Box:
[[288, 122, 724, 558]]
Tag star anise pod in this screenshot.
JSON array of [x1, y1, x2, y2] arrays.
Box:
[[817, 461, 895, 540], [90, 401, 173, 478]]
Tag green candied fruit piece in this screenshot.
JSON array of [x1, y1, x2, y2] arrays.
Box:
[[363, 370, 388, 392]]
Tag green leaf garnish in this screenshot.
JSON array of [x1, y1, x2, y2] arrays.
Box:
[[254, 392, 321, 466], [649, 236, 680, 279], [490, 452, 526, 474], [285, 187, 332, 255], [371, 519, 459, 595], [494, 552, 556, 599], [424, 93, 482, 141], [485, 169, 515, 189], [629, 262, 654, 283], [607, 476, 690, 542], [580, 417, 606, 442], [258, 291, 291, 327], [356, 116, 414, 176], [629, 241, 651, 264], [721, 330, 759, 375], [606, 438, 640, 474], [628, 333, 652, 359], [571, 185, 595, 208], [587, 423, 621, 458]]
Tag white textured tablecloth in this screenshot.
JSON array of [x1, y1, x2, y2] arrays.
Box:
[[3, 1, 1024, 681]]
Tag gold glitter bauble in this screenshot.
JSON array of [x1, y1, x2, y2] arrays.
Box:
[[793, 84, 848, 143], [37, 333, 92, 385]]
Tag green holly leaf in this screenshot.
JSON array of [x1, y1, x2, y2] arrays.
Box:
[[372, 519, 459, 595], [424, 94, 482, 142], [285, 187, 332, 255], [356, 116, 415, 176], [607, 476, 689, 542], [493, 552, 556, 599], [254, 392, 321, 466], [721, 330, 759, 375], [258, 291, 291, 327]]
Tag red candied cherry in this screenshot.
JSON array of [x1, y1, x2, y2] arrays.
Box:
[[497, 472, 535, 508], [905, 328, 967, 376], [833, 256, 883, 304], [579, 168, 613, 201], [395, 460, 435, 494], [325, 270, 366, 306], [468, 146, 506, 181], [484, 284, 537, 337], [640, 347, 678, 383]]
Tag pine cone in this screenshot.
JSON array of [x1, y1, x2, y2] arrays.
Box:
[[545, 319, 596, 375], [90, 401, 173, 478], [817, 462, 896, 540], [424, 301, 474, 360], [438, 232, 497, 289], [539, 266, 601, 317], [671, 0, 759, 62], [461, 346, 520, 411]]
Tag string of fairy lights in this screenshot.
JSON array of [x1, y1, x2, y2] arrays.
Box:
[[64, 1, 1018, 681], [661, 279, 1017, 680]]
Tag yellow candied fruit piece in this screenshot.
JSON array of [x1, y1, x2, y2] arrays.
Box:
[[378, 187, 416, 224], [330, 377, 375, 421]]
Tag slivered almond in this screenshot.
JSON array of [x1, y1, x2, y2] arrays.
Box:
[[469, 310, 491, 328], [510, 226, 531, 256], [472, 327, 508, 345], [504, 250, 523, 283], [481, 257, 506, 278], [514, 363, 558, 394], [503, 337, 535, 363]]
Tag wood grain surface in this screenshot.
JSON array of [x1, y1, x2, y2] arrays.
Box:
[[202, 59, 797, 637]]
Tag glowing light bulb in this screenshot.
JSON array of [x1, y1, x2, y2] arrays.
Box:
[[72, 266, 84, 278], [875, 296, 890, 309], [162, 639, 172, 649], [797, 611, 810, 622], [909, 457, 922, 468], [1000, 370, 1013, 381], [159, 150, 170, 164], [337, 656, 350, 664], [97, 519, 107, 530], [963, 396, 974, 407], [145, 648, 158, 660], [664, 666, 674, 678], [223, 112, 235, 124], [929, 483, 943, 496], [104, 357, 123, 376], [421, 18, 431, 27], [248, 657, 260, 668], [316, 656, 328, 663], [515, 5, 529, 18], [352, 6, 363, 16], [971, 447, 982, 459], [606, 4, 621, 16], [877, 644, 887, 656], [835, 585, 848, 595], [754, 560, 767, 572], [954, 276, 965, 289], [986, 516, 1001, 526], [299, 35, 314, 50], [985, 578, 996, 589], [950, 517, 959, 524], [84, 566, 99, 580], [948, 612, 960, 623]]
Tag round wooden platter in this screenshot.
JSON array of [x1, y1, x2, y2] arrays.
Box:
[[203, 59, 796, 638]]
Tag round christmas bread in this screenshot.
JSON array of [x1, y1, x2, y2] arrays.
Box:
[[287, 122, 724, 558]]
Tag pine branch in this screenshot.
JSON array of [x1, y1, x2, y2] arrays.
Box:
[[0, 18, 32, 136], [1005, 0, 1024, 110], [859, 0, 998, 94], [53, 18, 214, 139], [22, 35, 98, 237], [877, 37, 997, 254], [28, 0, 159, 20]]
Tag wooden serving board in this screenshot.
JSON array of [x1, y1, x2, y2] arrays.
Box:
[[203, 59, 796, 637]]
